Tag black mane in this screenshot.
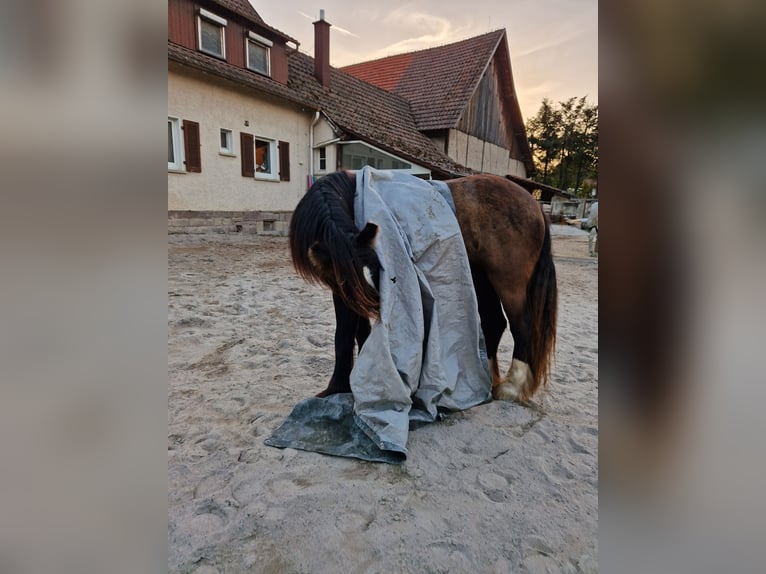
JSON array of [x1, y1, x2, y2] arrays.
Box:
[[289, 171, 380, 317]]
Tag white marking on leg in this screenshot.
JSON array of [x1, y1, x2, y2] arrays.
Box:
[[493, 359, 534, 402], [488, 357, 502, 390], [362, 265, 375, 288]]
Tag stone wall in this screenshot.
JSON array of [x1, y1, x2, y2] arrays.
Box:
[[168, 210, 291, 235]]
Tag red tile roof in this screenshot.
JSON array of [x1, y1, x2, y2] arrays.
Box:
[[341, 30, 506, 131], [209, 0, 263, 23], [292, 52, 472, 177], [206, 0, 298, 44]]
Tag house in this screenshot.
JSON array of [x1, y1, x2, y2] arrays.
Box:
[[168, 0, 535, 233]]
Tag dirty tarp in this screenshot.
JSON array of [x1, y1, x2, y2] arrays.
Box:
[[266, 167, 491, 462]]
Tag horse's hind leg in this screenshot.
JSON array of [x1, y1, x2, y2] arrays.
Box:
[[498, 304, 536, 402], [489, 279, 536, 403], [472, 266, 507, 391]]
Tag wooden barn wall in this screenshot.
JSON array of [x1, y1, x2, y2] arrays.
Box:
[[456, 58, 512, 150]]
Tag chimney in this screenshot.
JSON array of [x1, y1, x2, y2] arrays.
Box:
[[313, 9, 331, 88]]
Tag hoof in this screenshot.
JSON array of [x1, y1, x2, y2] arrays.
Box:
[[492, 381, 521, 401], [492, 359, 534, 402]]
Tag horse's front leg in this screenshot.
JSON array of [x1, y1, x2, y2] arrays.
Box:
[[316, 293, 358, 397], [355, 315, 371, 350]]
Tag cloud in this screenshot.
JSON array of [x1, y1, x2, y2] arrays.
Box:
[[367, 10, 477, 58], [512, 29, 589, 59], [296, 10, 359, 38]]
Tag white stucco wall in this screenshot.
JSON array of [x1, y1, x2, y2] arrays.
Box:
[[447, 129, 526, 178], [312, 118, 339, 177], [168, 70, 313, 212]]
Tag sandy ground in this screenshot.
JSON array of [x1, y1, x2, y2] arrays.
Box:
[[168, 225, 598, 573]]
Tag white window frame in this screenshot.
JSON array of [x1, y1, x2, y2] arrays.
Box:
[[219, 128, 234, 155], [246, 32, 272, 76], [168, 116, 184, 172], [254, 136, 278, 180], [338, 140, 431, 176], [198, 9, 227, 59], [318, 147, 327, 171]]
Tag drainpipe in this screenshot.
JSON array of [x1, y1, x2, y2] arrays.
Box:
[[309, 110, 321, 185]]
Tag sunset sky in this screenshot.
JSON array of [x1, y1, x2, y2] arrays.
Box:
[[254, 0, 598, 121]]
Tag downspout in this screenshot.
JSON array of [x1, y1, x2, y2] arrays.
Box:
[[309, 110, 321, 186]]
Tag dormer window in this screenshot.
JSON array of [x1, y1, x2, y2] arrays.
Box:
[[198, 8, 227, 59], [246, 32, 272, 76]]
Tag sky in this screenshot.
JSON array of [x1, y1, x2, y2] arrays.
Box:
[[253, 0, 597, 122]]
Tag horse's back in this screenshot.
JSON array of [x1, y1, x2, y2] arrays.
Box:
[[447, 174, 546, 269]]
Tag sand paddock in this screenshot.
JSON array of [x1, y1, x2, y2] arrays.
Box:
[[168, 225, 597, 573]]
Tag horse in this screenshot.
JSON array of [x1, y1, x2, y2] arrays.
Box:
[[289, 170, 558, 403]]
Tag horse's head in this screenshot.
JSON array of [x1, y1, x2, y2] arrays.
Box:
[[307, 222, 382, 319]]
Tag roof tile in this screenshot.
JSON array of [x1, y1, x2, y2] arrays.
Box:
[[206, 0, 298, 44], [341, 31, 504, 130]]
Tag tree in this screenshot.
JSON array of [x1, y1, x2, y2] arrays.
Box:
[[525, 96, 598, 197]]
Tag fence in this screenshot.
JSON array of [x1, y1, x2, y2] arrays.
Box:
[[549, 198, 597, 223]]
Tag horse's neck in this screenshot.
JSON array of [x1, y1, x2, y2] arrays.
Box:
[[339, 179, 356, 225]]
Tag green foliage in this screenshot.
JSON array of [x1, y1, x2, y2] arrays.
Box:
[[526, 96, 598, 197]]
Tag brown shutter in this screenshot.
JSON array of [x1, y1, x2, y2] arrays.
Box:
[[182, 120, 201, 172], [278, 140, 290, 181], [240, 132, 254, 177]]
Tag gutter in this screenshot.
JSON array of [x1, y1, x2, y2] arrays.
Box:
[[285, 40, 300, 56], [309, 110, 321, 182]]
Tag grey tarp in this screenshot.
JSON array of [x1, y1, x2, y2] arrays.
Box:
[[266, 167, 491, 462]]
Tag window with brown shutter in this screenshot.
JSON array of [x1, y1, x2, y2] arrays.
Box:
[[278, 140, 290, 181], [182, 120, 201, 172], [240, 132, 254, 177]]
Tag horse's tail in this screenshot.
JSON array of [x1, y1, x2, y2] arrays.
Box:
[[525, 209, 558, 398]]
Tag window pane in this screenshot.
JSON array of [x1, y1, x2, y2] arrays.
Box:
[[168, 121, 175, 163], [341, 142, 411, 170], [200, 19, 223, 56], [255, 140, 270, 173], [248, 41, 268, 74], [220, 130, 228, 150]]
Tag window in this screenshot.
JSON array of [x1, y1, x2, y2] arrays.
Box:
[[318, 147, 327, 171], [338, 141, 430, 175], [220, 128, 234, 155], [198, 9, 226, 58], [240, 133, 289, 181], [168, 116, 201, 173], [168, 117, 183, 171], [255, 138, 273, 175], [340, 142, 412, 171], [246, 32, 272, 76]]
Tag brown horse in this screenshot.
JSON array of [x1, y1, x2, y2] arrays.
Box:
[[289, 170, 557, 403]]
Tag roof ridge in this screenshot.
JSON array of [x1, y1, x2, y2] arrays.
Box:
[[340, 29, 505, 70], [290, 51, 417, 111], [206, 0, 299, 44]]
